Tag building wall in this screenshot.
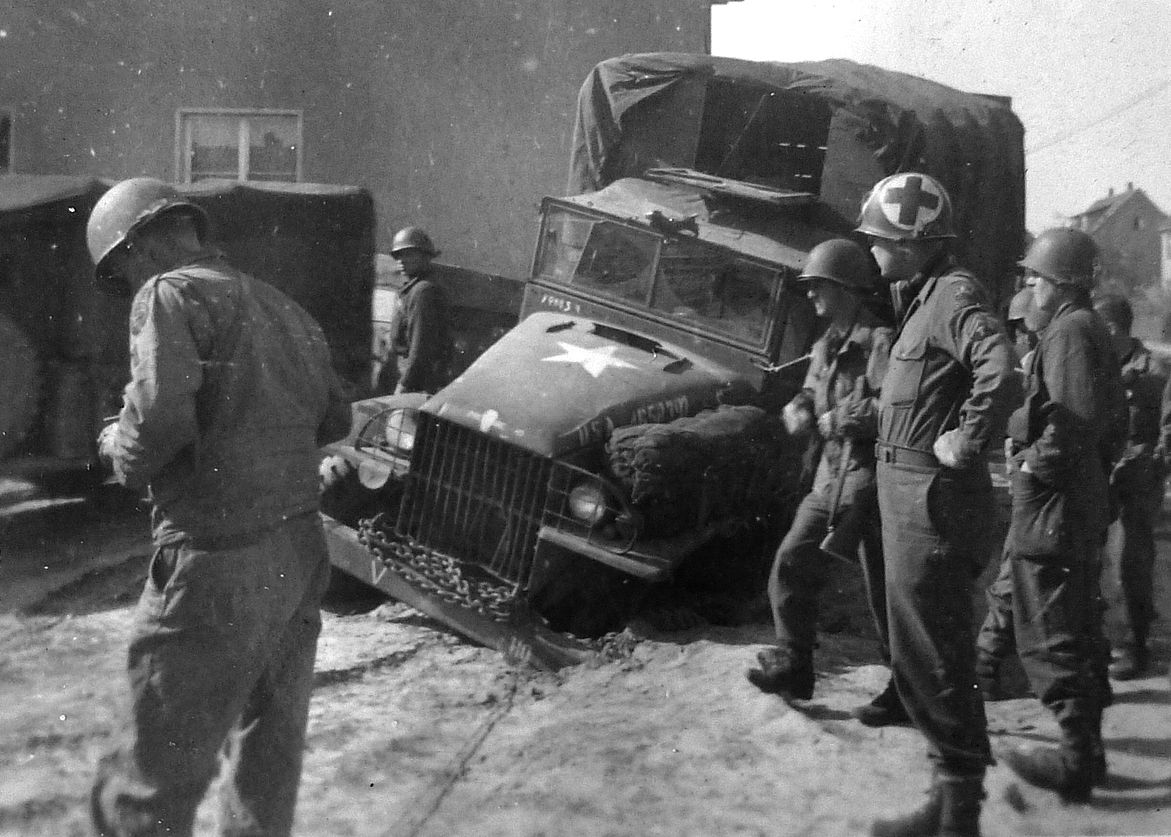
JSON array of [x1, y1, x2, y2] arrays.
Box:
[[1083, 191, 1166, 291], [0, 1, 713, 278]]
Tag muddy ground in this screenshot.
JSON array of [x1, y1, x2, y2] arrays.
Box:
[[0, 492, 1168, 837]]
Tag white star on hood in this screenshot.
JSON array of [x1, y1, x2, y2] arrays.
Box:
[[541, 341, 637, 378]]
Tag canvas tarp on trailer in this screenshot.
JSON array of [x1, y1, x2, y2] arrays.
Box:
[[568, 53, 1026, 305], [180, 179, 376, 392], [0, 175, 111, 459]]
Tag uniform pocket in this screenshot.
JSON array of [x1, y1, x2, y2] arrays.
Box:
[[1009, 470, 1069, 560], [885, 337, 928, 407]]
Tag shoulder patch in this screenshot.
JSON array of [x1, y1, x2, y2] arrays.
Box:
[[128, 289, 152, 336], [968, 311, 1002, 342]]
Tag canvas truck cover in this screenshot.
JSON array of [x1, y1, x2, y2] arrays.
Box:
[[568, 53, 1026, 304], [181, 179, 376, 391]]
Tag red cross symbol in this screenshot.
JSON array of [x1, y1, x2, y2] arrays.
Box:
[[882, 175, 941, 228]]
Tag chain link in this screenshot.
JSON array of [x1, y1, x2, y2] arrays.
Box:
[[357, 514, 643, 662], [358, 513, 520, 622]]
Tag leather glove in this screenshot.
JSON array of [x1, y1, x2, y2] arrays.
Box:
[[933, 428, 970, 469]]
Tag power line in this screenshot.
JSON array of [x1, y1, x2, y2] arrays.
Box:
[[1027, 77, 1171, 154]]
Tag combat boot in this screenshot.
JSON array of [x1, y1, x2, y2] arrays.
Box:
[[1002, 717, 1097, 803], [852, 677, 912, 727], [870, 770, 984, 837], [1108, 644, 1149, 681], [746, 646, 814, 700]]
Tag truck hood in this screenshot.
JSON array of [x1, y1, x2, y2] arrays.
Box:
[[426, 311, 743, 456]]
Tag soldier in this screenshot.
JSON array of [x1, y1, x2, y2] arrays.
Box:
[[86, 178, 351, 836], [1094, 293, 1165, 680], [974, 287, 1051, 700], [860, 173, 1019, 837], [999, 228, 1126, 803], [747, 238, 905, 726], [380, 226, 452, 395]]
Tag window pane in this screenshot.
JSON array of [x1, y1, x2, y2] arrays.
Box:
[[651, 238, 776, 345], [247, 115, 298, 181], [188, 115, 239, 180], [0, 111, 11, 173]]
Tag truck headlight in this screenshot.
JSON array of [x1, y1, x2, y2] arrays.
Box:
[[567, 482, 614, 527], [359, 408, 417, 454], [382, 408, 417, 453]]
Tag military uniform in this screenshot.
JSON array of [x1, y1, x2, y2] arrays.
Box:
[[1108, 337, 1166, 667], [388, 274, 451, 394], [1004, 298, 1124, 783], [876, 254, 1017, 776], [92, 252, 350, 836], [767, 307, 893, 662]]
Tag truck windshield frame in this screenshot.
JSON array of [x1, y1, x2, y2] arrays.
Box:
[[533, 204, 782, 352]]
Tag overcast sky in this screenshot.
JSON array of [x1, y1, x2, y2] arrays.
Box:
[[711, 0, 1171, 234]]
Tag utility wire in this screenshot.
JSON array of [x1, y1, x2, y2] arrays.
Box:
[[1027, 77, 1171, 154]]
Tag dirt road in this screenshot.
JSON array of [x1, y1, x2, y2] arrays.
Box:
[[1, 501, 1168, 836]]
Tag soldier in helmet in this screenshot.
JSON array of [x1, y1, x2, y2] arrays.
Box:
[[998, 228, 1126, 804], [87, 177, 350, 836], [747, 238, 904, 724], [861, 173, 1019, 837], [378, 225, 452, 395], [1093, 293, 1164, 680]]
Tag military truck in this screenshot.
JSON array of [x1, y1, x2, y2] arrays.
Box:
[[0, 176, 375, 496], [320, 53, 1026, 669]]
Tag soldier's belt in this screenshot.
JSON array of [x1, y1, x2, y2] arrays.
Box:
[[875, 441, 938, 469]]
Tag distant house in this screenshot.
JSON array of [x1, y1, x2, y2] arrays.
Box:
[[1067, 183, 1167, 293], [1160, 218, 1171, 295]]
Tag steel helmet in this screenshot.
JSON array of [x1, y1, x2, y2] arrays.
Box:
[[1018, 227, 1098, 289], [390, 226, 440, 257], [856, 172, 956, 241], [797, 238, 876, 290], [87, 177, 208, 284]]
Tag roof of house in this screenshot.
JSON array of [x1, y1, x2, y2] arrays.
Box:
[[1071, 186, 1166, 234]]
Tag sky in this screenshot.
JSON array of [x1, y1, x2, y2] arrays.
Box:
[[711, 0, 1171, 234]]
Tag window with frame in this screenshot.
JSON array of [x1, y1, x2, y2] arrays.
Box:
[[176, 109, 302, 183], [0, 109, 12, 173]]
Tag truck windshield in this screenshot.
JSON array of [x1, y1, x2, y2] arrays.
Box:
[[535, 206, 779, 346]]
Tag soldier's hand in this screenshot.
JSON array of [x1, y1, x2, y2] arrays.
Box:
[[1003, 437, 1017, 475], [782, 402, 813, 436], [96, 422, 119, 465], [932, 429, 969, 469], [817, 411, 835, 437]]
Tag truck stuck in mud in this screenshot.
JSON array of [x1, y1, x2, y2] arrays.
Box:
[[319, 53, 1026, 669]]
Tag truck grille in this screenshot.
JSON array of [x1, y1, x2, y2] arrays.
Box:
[[395, 415, 551, 588]]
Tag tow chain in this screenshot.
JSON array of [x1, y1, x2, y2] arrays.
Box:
[[356, 513, 640, 662], [358, 513, 519, 623]]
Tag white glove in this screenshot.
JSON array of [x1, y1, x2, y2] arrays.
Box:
[[97, 422, 119, 465], [933, 429, 969, 469], [782, 402, 813, 436]]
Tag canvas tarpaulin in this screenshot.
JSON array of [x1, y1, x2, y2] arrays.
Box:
[[568, 53, 1026, 305], [181, 179, 376, 391]]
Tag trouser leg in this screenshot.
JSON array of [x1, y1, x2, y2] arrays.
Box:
[[858, 513, 889, 661], [1117, 493, 1158, 651], [767, 490, 832, 653], [976, 547, 1015, 667], [1009, 540, 1100, 729], [93, 520, 324, 837], [218, 517, 329, 837], [878, 464, 993, 775]]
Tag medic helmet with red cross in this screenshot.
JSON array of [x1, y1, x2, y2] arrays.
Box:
[[856, 172, 956, 241]]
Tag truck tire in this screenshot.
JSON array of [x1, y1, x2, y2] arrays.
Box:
[[0, 314, 41, 460]]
